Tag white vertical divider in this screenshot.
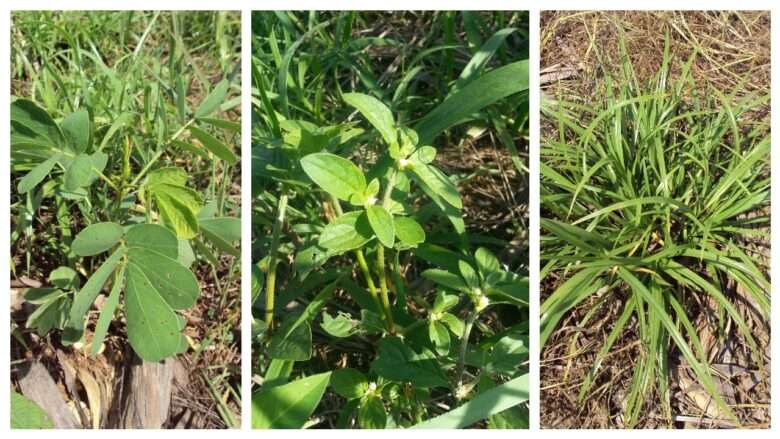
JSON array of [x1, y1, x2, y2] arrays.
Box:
[[240, 7, 252, 432], [528, 7, 541, 432]]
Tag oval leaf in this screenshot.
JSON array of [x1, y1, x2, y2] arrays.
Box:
[[72, 222, 124, 256], [64, 153, 95, 191], [126, 223, 178, 259], [394, 216, 425, 247], [318, 211, 373, 252], [366, 205, 394, 248], [300, 153, 366, 201], [127, 247, 200, 310], [343, 92, 396, 147], [61, 109, 91, 153], [125, 263, 183, 362]]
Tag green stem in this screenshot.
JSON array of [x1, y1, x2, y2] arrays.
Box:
[[330, 195, 388, 330], [375, 167, 399, 333], [376, 245, 395, 333], [355, 249, 384, 319], [265, 194, 288, 330], [456, 308, 479, 386]]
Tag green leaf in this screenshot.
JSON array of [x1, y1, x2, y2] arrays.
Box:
[[124, 263, 183, 362], [198, 117, 240, 132], [189, 125, 238, 164], [428, 320, 451, 354], [11, 392, 54, 429], [127, 247, 200, 310], [321, 311, 358, 338], [61, 109, 91, 153], [63, 154, 95, 191], [370, 337, 449, 388], [252, 372, 331, 429], [406, 159, 462, 209], [318, 211, 373, 252], [71, 222, 124, 256], [487, 278, 529, 306], [433, 289, 459, 313], [475, 247, 502, 277], [330, 367, 368, 400], [10, 98, 64, 148], [91, 266, 124, 356], [422, 268, 470, 293], [148, 182, 202, 239], [267, 314, 312, 361], [62, 249, 123, 344], [26, 293, 70, 336], [489, 330, 528, 373], [195, 79, 230, 119], [49, 266, 80, 290], [440, 312, 465, 337], [457, 27, 518, 87], [411, 374, 529, 428], [146, 166, 187, 186], [17, 154, 61, 194], [358, 394, 387, 429], [126, 223, 178, 259], [200, 217, 241, 256], [343, 92, 397, 147], [458, 260, 480, 289], [415, 60, 529, 144], [366, 205, 395, 248], [393, 216, 425, 247], [300, 153, 366, 201]]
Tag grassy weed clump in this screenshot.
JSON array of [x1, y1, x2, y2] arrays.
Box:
[[541, 30, 770, 427]]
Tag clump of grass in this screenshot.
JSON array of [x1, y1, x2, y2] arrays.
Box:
[[540, 27, 769, 428]]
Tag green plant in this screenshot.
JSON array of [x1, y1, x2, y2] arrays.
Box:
[[11, 392, 54, 429], [540, 31, 770, 427], [252, 12, 529, 429], [252, 94, 528, 428], [11, 11, 241, 364]]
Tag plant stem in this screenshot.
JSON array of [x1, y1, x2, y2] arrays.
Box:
[[375, 167, 399, 333], [376, 245, 395, 333], [330, 195, 388, 331], [265, 193, 288, 330], [355, 249, 384, 317], [456, 308, 479, 386]]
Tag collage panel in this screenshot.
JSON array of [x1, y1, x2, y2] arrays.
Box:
[[251, 11, 529, 429], [539, 11, 771, 428], [9, 11, 242, 428]]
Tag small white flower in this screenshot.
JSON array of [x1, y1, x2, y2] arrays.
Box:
[[398, 158, 410, 169], [455, 384, 470, 400], [367, 382, 378, 395], [474, 292, 489, 312], [366, 196, 377, 206]]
